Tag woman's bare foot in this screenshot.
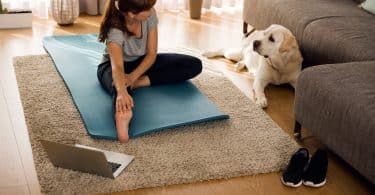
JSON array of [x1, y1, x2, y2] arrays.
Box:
[[115, 109, 133, 143], [131, 75, 151, 89]]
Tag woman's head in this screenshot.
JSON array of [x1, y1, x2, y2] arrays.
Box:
[[99, 0, 157, 42], [116, 0, 155, 21]]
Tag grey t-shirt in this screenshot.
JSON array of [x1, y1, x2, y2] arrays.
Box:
[[102, 9, 158, 62]]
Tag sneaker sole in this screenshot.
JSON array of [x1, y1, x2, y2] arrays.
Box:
[[281, 177, 302, 188], [303, 179, 326, 187]]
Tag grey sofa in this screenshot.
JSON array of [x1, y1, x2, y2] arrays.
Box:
[[243, 0, 375, 184]]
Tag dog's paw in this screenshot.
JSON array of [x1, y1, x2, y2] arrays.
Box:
[[234, 62, 246, 72], [255, 96, 268, 108], [201, 51, 217, 58]]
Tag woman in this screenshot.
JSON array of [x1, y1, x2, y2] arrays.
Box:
[[97, 0, 202, 143]]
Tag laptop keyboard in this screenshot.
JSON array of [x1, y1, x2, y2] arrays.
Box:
[[108, 162, 121, 173]]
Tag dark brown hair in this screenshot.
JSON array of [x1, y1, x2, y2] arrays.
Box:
[[98, 0, 157, 42]]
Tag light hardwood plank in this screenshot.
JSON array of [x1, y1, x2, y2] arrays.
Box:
[[0, 141, 28, 189], [0, 185, 29, 195], [0, 85, 15, 146], [0, 85, 28, 191]]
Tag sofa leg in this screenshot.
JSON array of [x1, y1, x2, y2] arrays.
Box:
[[294, 121, 302, 140], [243, 22, 248, 34]]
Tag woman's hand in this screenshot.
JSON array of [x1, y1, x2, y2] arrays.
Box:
[[125, 73, 140, 89], [123, 74, 132, 87], [116, 90, 134, 113], [124, 74, 138, 87]]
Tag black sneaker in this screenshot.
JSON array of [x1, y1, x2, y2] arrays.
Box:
[[281, 148, 310, 187], [303, 149, 328, 187]]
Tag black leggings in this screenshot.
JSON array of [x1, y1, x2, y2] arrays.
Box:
[[97, 53, 203, 113]]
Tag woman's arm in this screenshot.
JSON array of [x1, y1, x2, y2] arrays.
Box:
[[108, 42, 133, 111], [129, 26, 158, 82], [108, 42, 127, 92]]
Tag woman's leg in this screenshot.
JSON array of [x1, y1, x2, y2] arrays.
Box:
[[132, 53, 202, 88], [97, 61, 115, 94], [97, 61, 133, 143]]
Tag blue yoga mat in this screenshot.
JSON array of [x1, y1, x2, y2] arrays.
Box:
[[43, 34, 229, 140]]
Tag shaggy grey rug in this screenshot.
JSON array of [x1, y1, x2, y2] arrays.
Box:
[[13, 54, 298, 194]]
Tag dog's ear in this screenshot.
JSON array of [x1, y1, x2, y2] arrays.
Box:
[[279, 33, 296, 53], [269, 55, 284, 70]]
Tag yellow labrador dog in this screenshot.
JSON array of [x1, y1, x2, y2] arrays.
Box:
[[202, 24, 303, 108]]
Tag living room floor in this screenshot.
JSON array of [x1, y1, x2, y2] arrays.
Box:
[[0, 9, 373, 195]]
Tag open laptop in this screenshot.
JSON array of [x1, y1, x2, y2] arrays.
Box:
[[40, 140, 134, 179]]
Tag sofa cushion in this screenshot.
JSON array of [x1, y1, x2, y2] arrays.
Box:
[[302, 17, 375, 66], [295, 60, 375, 183], [244, 0, 372, 40]]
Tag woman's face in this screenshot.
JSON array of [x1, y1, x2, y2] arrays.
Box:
[[128, 9, 152, 21]]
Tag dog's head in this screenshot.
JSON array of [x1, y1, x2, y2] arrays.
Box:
[[253, 24, 302, 70]]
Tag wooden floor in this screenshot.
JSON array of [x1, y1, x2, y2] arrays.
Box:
[[0, 9, 373, 195]]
